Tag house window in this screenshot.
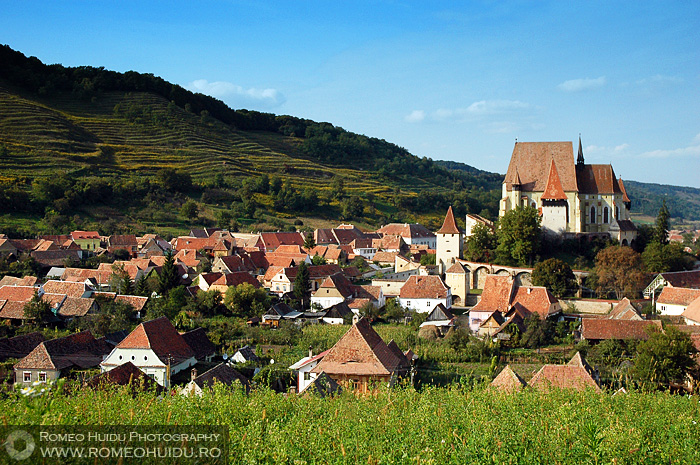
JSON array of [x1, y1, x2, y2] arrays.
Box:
[[23, 372, 31, 383], [603, 207, 609, 224], [590, 206, 596, 224], [304, 372, 311, 381], [38, 372, 47, 383], [615, 206, 619, 219], [406, 301, 411, 307], [426, 301, 431, 307]]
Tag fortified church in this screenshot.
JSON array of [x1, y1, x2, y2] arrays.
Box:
[[499, 137, 637, 246]]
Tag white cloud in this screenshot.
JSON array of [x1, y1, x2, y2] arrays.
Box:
[[614, 143, 629, 152], [465, 99, 529, 115], [186, 79, 284, 109], [404, 110, 426, 123], [636, 74, 683, 86], [693, 133, 700, 143], [557, 76, 606, 92], [641, 143, 700, 159]]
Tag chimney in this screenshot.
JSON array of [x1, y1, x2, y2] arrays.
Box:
[[309, 346, 313, 358], [190, 368, 197, 381]]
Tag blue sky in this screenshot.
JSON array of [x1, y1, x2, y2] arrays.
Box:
[[2, 1, 699, 187]]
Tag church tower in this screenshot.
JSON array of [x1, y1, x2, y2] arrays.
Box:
[[436, 206, 463, 275]]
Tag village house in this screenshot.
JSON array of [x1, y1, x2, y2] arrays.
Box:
[[528, 352, 601, 392], [0, 332, 45, 362], [580, 319, 663, 343], [15, 331, 112, 385], [419, 304, 455, 336], [289, 348, 330, 393], [376, 223, 436, 249], [108, 235, 139, 257], [310, 272, 357, 309], [398, 275, 451, 313], [259, 232, 306, 252], [70, 230, 101, 251], [180, 363, 250, 396], [208, 271, 261, 294], [656, 287, 700, 316], [310, 318, 410, 394], [499, 138, 636, 243], [464, 213, 494, 237], [490, 365, 527, 392], [232, 345, 259, 363], [644, 270, 700, 300], [681, 297, 700, 325], [607, 297, 644, 320], [100, 317, 213, 388], [85, 361, 163, 392]]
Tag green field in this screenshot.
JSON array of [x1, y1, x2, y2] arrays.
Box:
[[3, 382, 699, 464]]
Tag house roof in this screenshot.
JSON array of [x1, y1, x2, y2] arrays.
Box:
[[71, 231, 100, 240], [660, 270, 700, 289], [618, 177, 631, 203], [116, 317, 195, 365], [0, 276, 38, 287], [266, 302, 294, 317], [576, 164, 622, 195], [289, 349, 330, 370], [399, 275, 449, 300], [316, 273, 357, 299], [581, 319, 662, 341], [490, 365, 527, 392], [376, 223, 435, 240], [471, 275, 514, 313], [541, 160, 568, 201], [681, 296, 700, 324], [372, 251, 399, 263], [62, 268, 112, 284], [260, 232, 305, 251], [426, 303, 454, 322], [324, 302, 353, 320], [511, 286, 559, 318], [31, 250, 82, 268], [504, 142, 578, 192], [181, 328, 216, 360], [211, 272, 261, 289], [86, 362, 162, 391], [436, 206, 461, 235], [234, 345, 259, 362], [311, 318, 403, 376], [109, 235, 138, 247], [657, 287, 700, 306], [608, 298, 643, 320], [42, 280, 92, 298], [198, 272, 224, 286], [0, 285, 38, 303], [529, 364, 600, 392], [445, 262, 468, 274], [192, 363, 250, 391], [372, 235, 405, 251], [57, 297, 95, 317], [0, 332, 45, 361], [15, 331, 111, 371], [0, 300, 30, 320]]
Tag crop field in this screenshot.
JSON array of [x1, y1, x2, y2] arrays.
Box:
[[3, 382, 699, 464]]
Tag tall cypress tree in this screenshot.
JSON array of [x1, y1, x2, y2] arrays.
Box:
[[293, 261, 311, 309], [158, 250, 180, 296], [653, 200, 670, 246]]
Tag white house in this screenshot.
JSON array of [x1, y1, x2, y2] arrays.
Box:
[[398, 275, 451, 313], [100, 317, 197, 388], [289, 349, 329, 393], [656, 287, 700, 316]]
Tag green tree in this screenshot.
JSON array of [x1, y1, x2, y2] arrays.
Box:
[[594, 246, 647, 299], [653, 200, 670, 246], [632, 327, 697, 391], [135, 274, 150, 297], [642, 241, 691, 273], [531, 258, 578, 298], [521, 313, 553, 348], [420, 253, 436, 266], [180, 200, 199, 220], [195, 289, 224, 317], [465, 223, 496, 262], [293, 262, 311, 309], [311, 254, 327, 266], [383, 299, 405, 323], [303, 232, 316, 250], [158, 250, 180, 296], [496, 206, 541, 266], [224, 283, 271, 318], [340, 196, 364, 220], [24, 292, 54, 325]]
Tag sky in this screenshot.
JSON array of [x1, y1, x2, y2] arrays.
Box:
[[2, 1, 699, 187]]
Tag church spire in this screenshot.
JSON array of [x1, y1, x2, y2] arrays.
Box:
[[577, 134, 585, 166]]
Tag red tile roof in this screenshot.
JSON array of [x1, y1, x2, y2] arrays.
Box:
[[399, 275, 449, 300], [471, 275, 514, 313], [437, 206, 460, 235], [660, 270, 700, 289], [372, 251, 399, 263], [0, 285, 38, 303], [260, 232, 305, 251], [490, 365, 526, 392], [511, 286, 559, 318], [505, 142, 578, 192], [608, 298, 643, 320], [541, 160, 568, 201], [576, 164, 622, 195], [657, 287, 700, 306], [57, 297, 95, 317], [71, 231, 100, 240], [116, 317, 195, 365], [0, 300, 30, 320], [212, 272, 261, 289], [529, 364, 600, 392], [114, 295, 149, 313], [86, 361, 162, 391], [311, 318, 404, 376], [15, 331, 111, 371], [681, 297, 700, 324], [581, 319, 662, 341], [42, 280, 92, 298]]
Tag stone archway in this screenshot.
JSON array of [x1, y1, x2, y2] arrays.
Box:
[[514, 272, 532, 287], [473, 266, 490, 290]]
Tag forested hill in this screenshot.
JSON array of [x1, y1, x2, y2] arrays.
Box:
[[0, 44, 500, 236], [625, 181, 700, 224]]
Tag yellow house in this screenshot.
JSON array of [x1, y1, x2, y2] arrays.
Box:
[[71, 230, 101, 251]]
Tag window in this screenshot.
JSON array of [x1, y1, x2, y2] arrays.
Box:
[[23, 372, 31, 383], [615, 206, 619, 219], [590, 206, 596, 224], [426, 301, 431, 307], [603, 207, 609, 224], [38, 372, 46, 382], [304, 372, 311, 381], [132, 355, 135, 361], [406, 301, 411, 307], [144, 356, 148, 361]]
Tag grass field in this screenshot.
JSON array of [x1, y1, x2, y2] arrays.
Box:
[[3, 382, 699, 464]]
